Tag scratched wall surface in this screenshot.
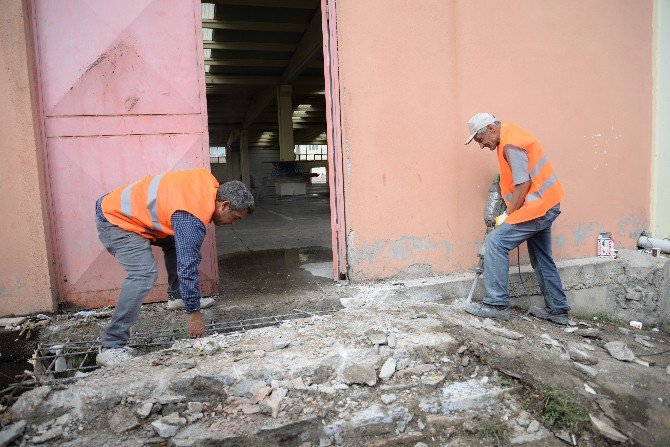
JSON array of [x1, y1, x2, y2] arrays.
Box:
[[31, 0, 215, 308], [335, 0, 653, 280]]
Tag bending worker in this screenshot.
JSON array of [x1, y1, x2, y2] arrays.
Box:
[[94, 168, 254, 366], [463, 113, 571, 324]]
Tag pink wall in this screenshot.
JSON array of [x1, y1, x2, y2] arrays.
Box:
[[335, 0, 653, 280], [0, 1, 56, 315]]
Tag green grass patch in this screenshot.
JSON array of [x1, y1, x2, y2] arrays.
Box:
[[541, 385, 589, 427], [615, 393, 630, 406], [588, 312, 621, 324], [479, 419, 506, 447]]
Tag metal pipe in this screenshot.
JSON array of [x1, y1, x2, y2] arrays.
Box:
[[637, 234, 670, 254]]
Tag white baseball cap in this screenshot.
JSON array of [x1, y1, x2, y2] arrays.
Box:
[[464, 112, 496, 145]]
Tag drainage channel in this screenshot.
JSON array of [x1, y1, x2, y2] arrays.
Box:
[[1, 309, 336, 406]]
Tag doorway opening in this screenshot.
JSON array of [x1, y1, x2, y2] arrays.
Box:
[[201, 1, 339, 308]]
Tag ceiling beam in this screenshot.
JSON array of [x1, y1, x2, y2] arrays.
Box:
[[281, 10, 322, 83], [206, 75, 280, 85], [210, 123, 324, 130], [206, 85, 325, 95], [206, 75, 324, 85], [294, 127, 326, 143], [206, 58, 286, 67], [204, 58, 322, 68], [202, 19, 307, 33], [234, 9, 323, 139], [203, 42, 296, 51], [212, 0, 319, 9], [292, 110, 326, 117]]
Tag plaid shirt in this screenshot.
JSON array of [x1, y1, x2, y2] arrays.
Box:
[[96, 195, 204, 313]]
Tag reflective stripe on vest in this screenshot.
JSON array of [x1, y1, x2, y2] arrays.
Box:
[[525, 172, 558, 203], [502, 155, 549, 203], [528, 155, 547, 180], [101, 168, 219, 240], [120, 181, 139, 219], [147, 174, 164, 233], [497, 123, 564, 224]]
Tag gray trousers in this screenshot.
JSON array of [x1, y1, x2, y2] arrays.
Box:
[[96, 217, 181, 348]]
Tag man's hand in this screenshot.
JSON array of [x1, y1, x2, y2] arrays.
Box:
[[494, 212, 508, 227], [187, 311, 206, 338]]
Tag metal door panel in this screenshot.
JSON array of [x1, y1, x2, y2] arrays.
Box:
[[45, 115, 204, 138], [31, 0, 215, 308]]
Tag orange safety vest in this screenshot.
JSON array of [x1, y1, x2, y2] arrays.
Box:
[[101, 168, 219, 240], [497, 123, 564, 224]]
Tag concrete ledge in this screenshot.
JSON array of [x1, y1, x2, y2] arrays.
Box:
[[385, 250, 669, 325]]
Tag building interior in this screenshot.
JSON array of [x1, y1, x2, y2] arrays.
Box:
[[201, 1, 334, 299]]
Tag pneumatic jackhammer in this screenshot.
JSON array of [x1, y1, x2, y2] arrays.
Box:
[[466, 174, 506, 304]]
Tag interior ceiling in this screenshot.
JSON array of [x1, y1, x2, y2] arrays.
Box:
[[203, 0, 326, 150]]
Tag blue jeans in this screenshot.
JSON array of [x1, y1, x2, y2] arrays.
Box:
[[96, 217, 181, 348], [483, 204, 570, 314]]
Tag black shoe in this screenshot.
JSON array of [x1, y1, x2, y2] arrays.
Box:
[[465, 302, 510, 320], [529, 305, 569, 325]]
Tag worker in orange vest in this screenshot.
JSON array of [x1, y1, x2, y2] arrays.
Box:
[[463, 113, 571, 324], [94, 168, 254, 366]]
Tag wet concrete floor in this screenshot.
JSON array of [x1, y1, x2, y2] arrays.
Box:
[[218, 247, 333, 303], [213, 192, 336, 312], [216, 193, 331, 255]]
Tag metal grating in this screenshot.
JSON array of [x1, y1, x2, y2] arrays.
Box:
[[30, 309, 335, 384]]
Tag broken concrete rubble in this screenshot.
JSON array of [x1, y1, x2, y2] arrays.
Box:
[[366, 329, 387, 346], [0, 420, 25, 447], [573, 361, 598, 379], [567, 343, 599, 365], [540, 333, 561, 347], [3, 270, 670, 446], [605, 341, 635, 362], [378, 357, 396, 381], [342, 362, 377, 387], [589, 414, 628, 443]]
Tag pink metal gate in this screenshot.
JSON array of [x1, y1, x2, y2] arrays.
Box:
[[30, 0, 216, 308]]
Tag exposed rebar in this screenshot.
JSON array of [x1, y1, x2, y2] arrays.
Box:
[[30, 309, 337, 387]]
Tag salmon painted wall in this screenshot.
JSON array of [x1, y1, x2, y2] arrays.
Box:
[[335, 0, 653, 280], [0, 1, 56, 315]]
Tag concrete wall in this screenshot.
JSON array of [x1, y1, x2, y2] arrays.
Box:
[[0, 1, 56, 315], [652, 0, 670, 238], [335, 0, 654, 280]]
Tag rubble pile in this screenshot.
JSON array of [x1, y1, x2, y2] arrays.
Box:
[[1, 293, 669, 446]]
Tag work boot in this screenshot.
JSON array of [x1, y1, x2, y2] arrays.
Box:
[[528, 305, 569, 325], [464, 302, 510, 320], [166, 297, 215, 310], [96, 346, 135, 367]]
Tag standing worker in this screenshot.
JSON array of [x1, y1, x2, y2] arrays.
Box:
[[463, 113, 571, 324], [94, 168, 254, 366]]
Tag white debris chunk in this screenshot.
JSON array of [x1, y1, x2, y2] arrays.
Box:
[[379, 357, 397, 381], [381, 394, 397, 405], [604, 341, 635, 362], [589, 414, 628, 443], [540, 334, 561, 348]]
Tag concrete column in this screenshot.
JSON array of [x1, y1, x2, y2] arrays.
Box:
[[652, 0, 670, 238], [0, 0, 57, 315], [240, 129, 250, 187], [277, 84, 295, 161]]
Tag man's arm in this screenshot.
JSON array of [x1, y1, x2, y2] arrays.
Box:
[[503, 146, 532, 215], [506, 181, 531, 214], [171, 211, 206, 337]]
